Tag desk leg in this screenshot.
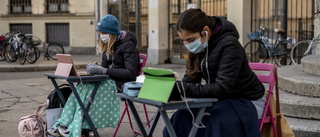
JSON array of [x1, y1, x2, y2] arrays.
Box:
[[188, 107, 206, 137], [160, 110, 177, 137], [68, 82, 100, 137], [147, 110, 160, 136], [126, 100, 148, 137], [49, 78, 66, 105], [82, 82, 100, 123]]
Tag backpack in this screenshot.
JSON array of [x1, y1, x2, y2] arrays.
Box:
[[46, 84, 73, 137], [18, 103, 46, 137], [47, 84, 72, 109]]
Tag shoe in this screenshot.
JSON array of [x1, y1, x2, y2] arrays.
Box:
[[57, 124, 70, 137], [47, 127, 61, 137]]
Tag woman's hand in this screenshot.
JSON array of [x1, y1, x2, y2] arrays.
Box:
[[86, 64, 107, 74]]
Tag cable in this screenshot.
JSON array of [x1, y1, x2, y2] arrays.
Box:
[[172, 71, 207, 128], [77, 73, 92, 104]]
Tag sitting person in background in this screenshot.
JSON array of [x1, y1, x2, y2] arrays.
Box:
[[47, 14, 139, 137], [163, 9, 265, 137]]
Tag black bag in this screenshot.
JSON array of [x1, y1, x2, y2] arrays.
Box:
[[47, 84, 72, 109], [46, 84, 72, 137]]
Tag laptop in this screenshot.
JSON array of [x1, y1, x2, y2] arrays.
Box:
[[137, 68, 187, 103], [54, 54, 91, 77]]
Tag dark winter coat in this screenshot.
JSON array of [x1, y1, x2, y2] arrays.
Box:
[[101, 31, 140, 90], [182, 17, 265, 100]]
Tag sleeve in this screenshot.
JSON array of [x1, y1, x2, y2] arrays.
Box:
[[106, 43, 139, 81], [101, 52, 108, 68], [181, 69, 202, 83], [183, 39, 244, 98]]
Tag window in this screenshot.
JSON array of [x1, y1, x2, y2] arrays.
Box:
[[46, 0, 69, 14], [9, 0, 32, 14], [46, 23, 69, 46], [10, 24, 32, 34]]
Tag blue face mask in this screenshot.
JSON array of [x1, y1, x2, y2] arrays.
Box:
[[184, 31, 208, 54]]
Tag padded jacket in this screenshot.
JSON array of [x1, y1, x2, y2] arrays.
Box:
[[101, 31, 140, 89], [182, 17, 265, 100]]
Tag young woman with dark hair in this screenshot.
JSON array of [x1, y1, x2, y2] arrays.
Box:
[[163, 9, 265, 137]]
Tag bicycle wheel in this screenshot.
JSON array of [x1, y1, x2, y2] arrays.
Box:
[[291, 40, 312, 65], [274, 40, 293, 67], [47, 42, 64, 60], [35, 46, 41, 60], [244, 40, 268, 63], [0, 45, 6, 61], [26, 45, 38, 64], [5, 43, 18, 62], [19, 43, 27, 65]]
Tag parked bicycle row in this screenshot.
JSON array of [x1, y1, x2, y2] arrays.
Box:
[[0, 32, 65, 65], [245, 26, 320, 66]]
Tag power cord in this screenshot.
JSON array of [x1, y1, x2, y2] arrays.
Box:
[[172, 71, 209, 128]]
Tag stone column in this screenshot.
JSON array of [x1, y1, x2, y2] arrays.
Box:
[[227, 0, 251, 46], [147, 0, 169, 64], [315, 0, 320, 54]]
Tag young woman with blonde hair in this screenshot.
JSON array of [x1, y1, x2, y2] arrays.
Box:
[[87, 14, 140, 90], [47, 14, 139, 137]]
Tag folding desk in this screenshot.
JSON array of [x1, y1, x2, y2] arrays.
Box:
[[45, 73, 109, 137], [116, 93, 217, 137]]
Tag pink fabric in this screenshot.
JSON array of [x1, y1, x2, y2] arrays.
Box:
[[120, 31, 127, 40]]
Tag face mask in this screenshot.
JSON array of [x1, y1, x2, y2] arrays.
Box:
[[184, 31, 208, 54], [100, 34, 109, 43]]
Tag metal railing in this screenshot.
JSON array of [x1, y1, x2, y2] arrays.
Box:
[[250, 0, 314, 44], [9, 0, 32, 14]]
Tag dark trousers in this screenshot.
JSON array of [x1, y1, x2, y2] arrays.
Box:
[[163, 98, 261, 137]]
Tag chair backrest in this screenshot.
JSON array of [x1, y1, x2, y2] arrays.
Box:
[[139, 53, 148, 75], [248, 62, 277, 94]]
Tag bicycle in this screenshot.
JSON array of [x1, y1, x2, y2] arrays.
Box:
[[290, 34, 320, 65], [5, 32, 28, 65], [244, 26, 295, 67], [24, 34, 65, 63], [0, 34, 9, 61]]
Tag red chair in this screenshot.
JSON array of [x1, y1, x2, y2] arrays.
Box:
[[248, 63, 279, 137], [113, 53, 151, 137]]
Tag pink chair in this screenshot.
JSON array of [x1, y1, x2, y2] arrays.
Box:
[[248, 63, 279, 137], [113, 54, 151, 137]]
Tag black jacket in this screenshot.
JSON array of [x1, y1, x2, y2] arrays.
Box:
[[101, 31, 140, 89], [182, 17, 265, 100]]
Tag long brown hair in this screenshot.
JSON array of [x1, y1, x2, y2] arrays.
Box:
[[176, 9, 216, 79], [98, 34, 118, 60]]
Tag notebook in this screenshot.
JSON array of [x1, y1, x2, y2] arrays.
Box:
[[54, 54, 91, 77], [137, 68, 183, 103]]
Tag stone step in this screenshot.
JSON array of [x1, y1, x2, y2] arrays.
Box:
[[279, 89, 320, 120], [301, 55, 320, 76], [278, 65, 320, 97], [286, 116, 320, 137]]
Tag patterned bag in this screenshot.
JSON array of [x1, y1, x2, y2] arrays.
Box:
[[18, 103, 46, 137], [123, 81, 142, 97]]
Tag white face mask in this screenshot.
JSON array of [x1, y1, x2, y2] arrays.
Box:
[[100, 34, 109, 43], [183, 31, 208, 54]]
